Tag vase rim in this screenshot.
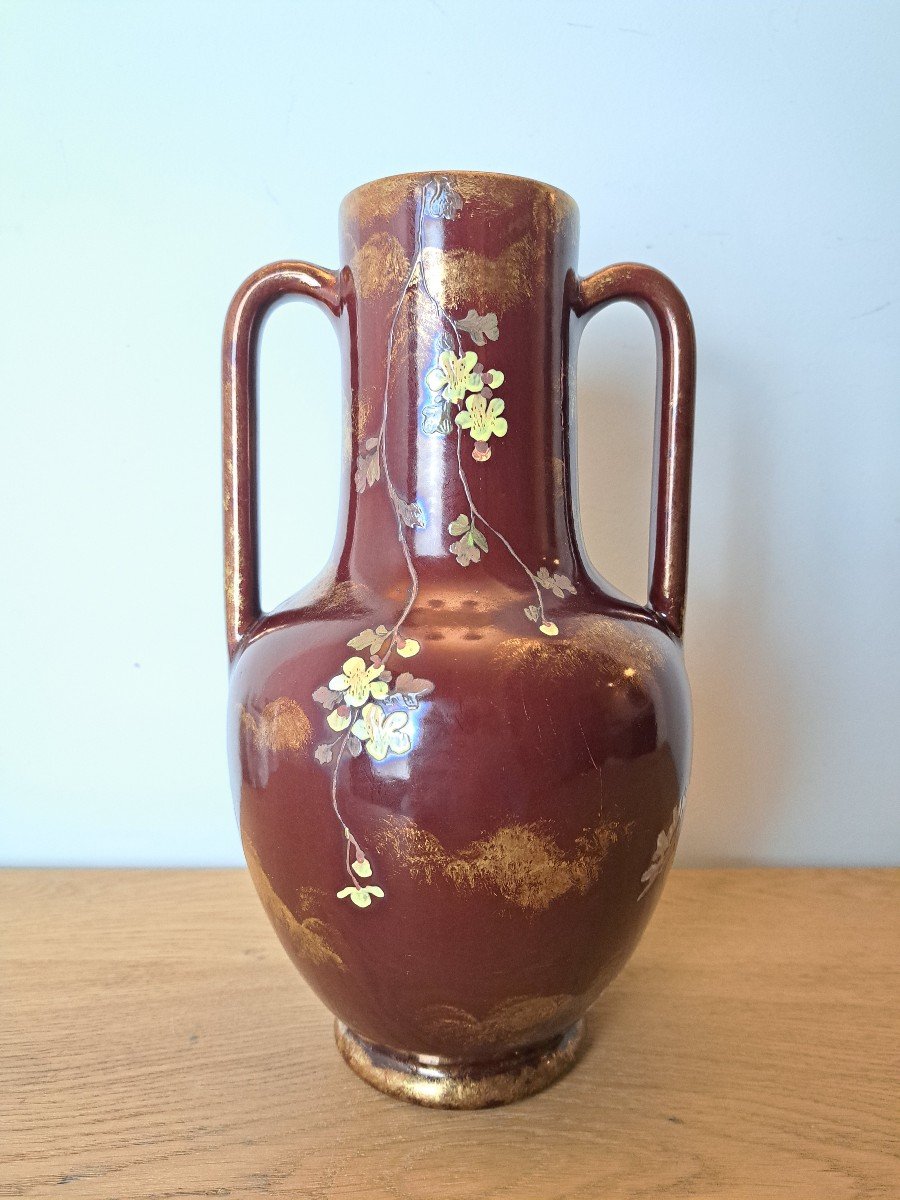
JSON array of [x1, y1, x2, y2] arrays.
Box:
[[340, 169, 579, 219]]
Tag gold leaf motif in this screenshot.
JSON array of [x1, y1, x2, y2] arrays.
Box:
[[551, 456, 566, 501], [422, 994, 578, 1047], [243, 836, 345, 969], [421, 234, 534, 313], [340, 172, 576, 233], [350, 231, 411, 299], [241, 697, 312, 754], [493, 617, 666, 686], [381, 287, 444, 384], [341, 175, 423, 225], [375, 815, 620, 911], [314, 579, 360, 614], [354, 388, 377, 441]]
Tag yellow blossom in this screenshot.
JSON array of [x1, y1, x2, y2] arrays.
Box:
[[350, 702, 412, 761], [337, 884, 385, 907], [425, 350, 482, 403], [328, 656, 389, 707], [456, 393, 508, 460]]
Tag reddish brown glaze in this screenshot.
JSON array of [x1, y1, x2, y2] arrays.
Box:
[[222, 172, 696, 1098]]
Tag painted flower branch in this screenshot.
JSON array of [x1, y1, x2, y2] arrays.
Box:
[[415, 178, 577, 637], [313, 637, 435, 906], [314, 182, 443, 909], [638, 798, 685, 901]]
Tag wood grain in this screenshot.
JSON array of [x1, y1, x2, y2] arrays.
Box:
[[1, 869, 897, 1199]]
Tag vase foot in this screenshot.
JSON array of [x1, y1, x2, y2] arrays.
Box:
[[334, 1018, 585, 1109]]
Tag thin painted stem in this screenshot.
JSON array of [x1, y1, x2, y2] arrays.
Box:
[[419, 253, 460, 351], [454, 428, 547, 624], [330, 729, 365, 886], [375, 191, 433, 667]]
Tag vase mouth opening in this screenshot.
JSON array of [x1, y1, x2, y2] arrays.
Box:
[[340, 170, 579, 224]]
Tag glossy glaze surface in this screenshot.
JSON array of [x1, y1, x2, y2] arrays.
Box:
[[222, 171, 695, 1100]]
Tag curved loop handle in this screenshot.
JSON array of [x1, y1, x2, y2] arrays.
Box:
[[222, 260, 341, 661], [574, 264, 696, 639]]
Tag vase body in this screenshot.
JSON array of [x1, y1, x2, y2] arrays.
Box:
[[223, 172, 696, 1107]]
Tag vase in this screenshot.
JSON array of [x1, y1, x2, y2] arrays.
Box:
[[222, 171, 695, 1108]]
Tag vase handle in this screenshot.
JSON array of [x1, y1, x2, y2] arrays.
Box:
[[222, 260, 341, 662], [574, 264, 696, 639]]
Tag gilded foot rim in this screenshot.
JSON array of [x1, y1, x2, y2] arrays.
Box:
[[334, 1019, 585, 1109]]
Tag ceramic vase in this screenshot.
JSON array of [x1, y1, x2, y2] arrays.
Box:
[[222, 171, 696, 1107]]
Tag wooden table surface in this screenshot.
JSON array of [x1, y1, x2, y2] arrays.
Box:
[[1, 869, 897, 1199]]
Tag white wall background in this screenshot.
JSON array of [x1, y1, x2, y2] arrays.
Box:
[[2, 0, 898, 867]]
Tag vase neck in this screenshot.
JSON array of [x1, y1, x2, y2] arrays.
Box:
[[333, 172, 582, 596]]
